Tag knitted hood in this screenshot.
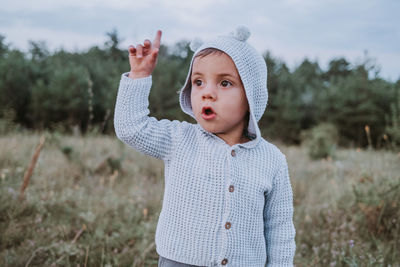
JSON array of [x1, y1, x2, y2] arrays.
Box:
[[179, 26, 268, 145]]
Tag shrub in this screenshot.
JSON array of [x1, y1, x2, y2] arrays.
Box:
[[300, 122, 339, 160]]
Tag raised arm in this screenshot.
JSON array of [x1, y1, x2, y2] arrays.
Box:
[[114, 30, 183, 161], [264, 155, 296, 266]]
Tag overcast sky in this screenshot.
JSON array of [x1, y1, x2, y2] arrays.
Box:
[[1, 0, 399, 81]]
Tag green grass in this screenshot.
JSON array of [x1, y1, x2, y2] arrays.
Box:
[[0, 132, 399, 266]]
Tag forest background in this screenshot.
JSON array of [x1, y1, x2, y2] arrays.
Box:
[[1, 30, 399, 149]]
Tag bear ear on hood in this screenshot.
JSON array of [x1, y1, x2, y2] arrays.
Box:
[[228, 26, 251, 42], [190, 26, 250, 52]]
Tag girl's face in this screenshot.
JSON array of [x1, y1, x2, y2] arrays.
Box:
[[190, 52, 250, 146]]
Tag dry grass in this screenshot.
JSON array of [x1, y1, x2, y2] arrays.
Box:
[[1, 132, 399, 266], [279, 142, 400, 266]]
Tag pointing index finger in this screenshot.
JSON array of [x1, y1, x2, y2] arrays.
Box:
[[153, 30, 162, 49]]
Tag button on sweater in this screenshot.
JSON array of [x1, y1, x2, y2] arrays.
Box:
[[114, 73, 296, 266]]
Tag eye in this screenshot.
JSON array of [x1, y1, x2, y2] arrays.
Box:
[[221, 80, 233, 87], [192, 79, 202, 86]]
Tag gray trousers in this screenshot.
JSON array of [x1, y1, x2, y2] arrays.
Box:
[[158, 255, 206, 267]]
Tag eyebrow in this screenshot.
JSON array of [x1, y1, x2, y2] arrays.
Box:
[[192, 72, 237, 79]]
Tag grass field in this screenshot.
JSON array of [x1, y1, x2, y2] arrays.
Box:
[[1, 131, 399, 266]]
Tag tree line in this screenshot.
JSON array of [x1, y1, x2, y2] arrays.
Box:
[[0, 30, 399, 149]]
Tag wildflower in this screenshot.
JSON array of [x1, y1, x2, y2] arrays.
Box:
[[349, 239, 354, 248]]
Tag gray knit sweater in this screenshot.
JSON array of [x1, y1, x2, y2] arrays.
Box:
[[114, 73, 296, 266]]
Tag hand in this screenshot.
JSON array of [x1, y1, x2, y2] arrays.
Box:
[[128, 30, 162, 79]]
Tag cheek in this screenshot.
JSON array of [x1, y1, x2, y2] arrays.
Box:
[[190, 90, 200, 111], [221, 91, 248, 113], [239, 91, 249, 113], [242, 98, 249, 112]]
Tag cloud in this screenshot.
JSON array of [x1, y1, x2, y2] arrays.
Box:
[[0, 0, 151, 12], [0, 21, 106, 52], [0, 0, 398, 80]]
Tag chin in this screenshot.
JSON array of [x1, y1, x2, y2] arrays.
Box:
[[198, 121, 216, 133], [202, 124, 223, 134]]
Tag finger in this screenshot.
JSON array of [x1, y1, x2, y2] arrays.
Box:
[[151, 48, 159, 62], [143, 39, 151, 48], [129, 45, 136, 55], [153, 30, 162, 49], [136, 44, 143, 58], [143, 40, 151, 54]]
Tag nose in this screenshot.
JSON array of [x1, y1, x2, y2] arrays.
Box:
[[201, 85, 217, 101]]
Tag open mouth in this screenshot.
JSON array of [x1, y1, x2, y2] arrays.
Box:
[[203, 107, 213, 114], [202, 106, 215, 115], [201, 106, 216, 120]]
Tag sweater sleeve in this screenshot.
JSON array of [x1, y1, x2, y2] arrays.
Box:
[[114, 72, 182, 161], [264, 155, 296, 266]]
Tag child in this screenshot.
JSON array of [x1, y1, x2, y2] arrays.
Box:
[[114, 26, 296, 267]]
